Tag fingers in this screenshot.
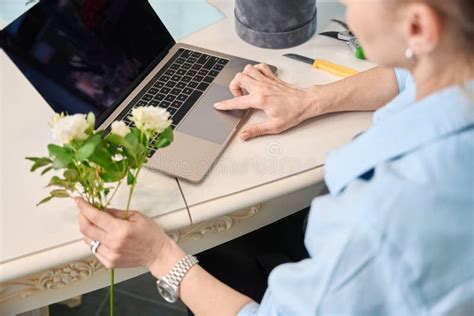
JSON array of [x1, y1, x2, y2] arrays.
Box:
[[254, 63, 275, 78], [82, 235, 115, 269], [228, 72, 256, 97], [242, 64, 266, 81], [240, 120, 280, 141], [79, 212, 108, 242], [214, 94, 261, 111], [75, 198, 117, 231]]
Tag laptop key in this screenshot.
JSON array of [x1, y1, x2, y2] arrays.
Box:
[[203, 56, 219, 70], [154, 93, 166, 101], [176, 58, 186, 64], [171, 88, 182, 95], [181, 76, 192, 83], [213, 64, 224, 71], [153, 81, 164, 88], [177, 69, 186, 75], [209, 70, 219, 77], [191, 64, 201, 70], [193, 75, 204, 82], [191, 52, 202, 58], [181, 50, 192, 59], [142, 94, 153, 101], [198, 69, 208, 76], [197, 82, 209, 91], [167, 107, 177, 115], [149, 100, 160, 106], [217, 58, 228, 65], [164, 69, 175, 76], [165, 95, 175, 102], [171, 100, 183, 108], [160, 87, 171, 94], [161, 101, 171, 108], [137, 100, 148, 106], [176, 82, 187, 89], [148, 87, 159, 95], [171, 75, 182, 82], [188, 81, 199, 88], [196, 54, 209, 64], [177, 94, 188, 102], [165, 81, 177, 88], [187, 70, 197, 76], [172, 90, 203, 125], [159, 75, 170, 82], [203, 76, 214, 83], [188, 57, 198, 63], [170, 64, 180, 70], [183, 87, 193, 95], [182, 63, 192, 70]]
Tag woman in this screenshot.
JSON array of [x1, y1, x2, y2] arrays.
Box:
[[76, 0, 474, 314]]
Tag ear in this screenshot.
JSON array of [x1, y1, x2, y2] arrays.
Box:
[[402, 3, 442, 55]]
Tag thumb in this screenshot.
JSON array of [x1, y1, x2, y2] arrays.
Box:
[[240, 121, 277, 141]]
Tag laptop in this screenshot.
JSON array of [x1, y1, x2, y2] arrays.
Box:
[[0, 0, 276, 182]]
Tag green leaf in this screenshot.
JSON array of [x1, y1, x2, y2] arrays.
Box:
[[127, 170, 135, 185], [107, 134, 134, 152], [154, 127, 174, 149], [48, 176, 73, 190], [75, 134, 102, 162], [50, 189, 70, 198], [36, 196, 53, 206], [41, 166, 53, 176], [106, 134, 139, 167], [64, 169, 79, 181], [29, 157, 52, 172], [25, 157, 41, 162], [48, 144, 73, 169], [89, 146, 114, 169], [101, 160, 128, 182]]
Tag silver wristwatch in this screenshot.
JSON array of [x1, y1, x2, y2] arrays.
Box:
[[156, 254, 199, 303]]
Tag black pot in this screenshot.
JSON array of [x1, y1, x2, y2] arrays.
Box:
[[235, 0, 317, 49]]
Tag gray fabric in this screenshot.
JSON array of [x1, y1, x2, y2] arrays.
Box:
[[234, 0, 317, 49]]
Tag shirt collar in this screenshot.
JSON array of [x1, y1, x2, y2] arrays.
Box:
[[325, 80, 474, 196]]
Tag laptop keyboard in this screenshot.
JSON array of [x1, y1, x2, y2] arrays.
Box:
[[118, 48, 229, 156], [121, 48, 228, 129]]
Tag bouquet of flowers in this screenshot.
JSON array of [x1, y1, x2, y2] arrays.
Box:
[[26, 106, 173, 315]]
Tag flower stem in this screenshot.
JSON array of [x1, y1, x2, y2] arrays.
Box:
[[104, 180, 122, 209], [124, 166, 142, 220], [110, 269, 114, 316]]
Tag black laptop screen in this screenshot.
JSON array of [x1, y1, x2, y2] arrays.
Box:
[[0, 0, 175, 126]]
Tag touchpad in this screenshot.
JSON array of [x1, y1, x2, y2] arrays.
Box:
[[177, 84, 245, 144]]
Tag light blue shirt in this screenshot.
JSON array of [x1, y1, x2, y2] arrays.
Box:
[[238, 69, 474, 316]]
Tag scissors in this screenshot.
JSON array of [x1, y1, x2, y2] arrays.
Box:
[[319, 19, 366, 60]]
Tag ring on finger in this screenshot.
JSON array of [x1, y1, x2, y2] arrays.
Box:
[[90, 240, 101, 254]]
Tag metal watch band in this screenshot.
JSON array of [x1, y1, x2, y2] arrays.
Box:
[[160, 254, 198, 296]]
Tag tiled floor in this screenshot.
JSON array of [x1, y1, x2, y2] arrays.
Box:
[[49, 272, 187, 316]]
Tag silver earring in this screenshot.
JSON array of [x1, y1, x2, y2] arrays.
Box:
[[405, 48, 416, 62]]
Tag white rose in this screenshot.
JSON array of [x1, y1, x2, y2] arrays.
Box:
[[51, 114, 90, 145], [130, 106, 172, 133], [111, 121, 131, 137], [49, 113, 65, 127]]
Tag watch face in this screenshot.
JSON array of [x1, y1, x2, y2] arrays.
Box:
[[157, 279, 178, 303]]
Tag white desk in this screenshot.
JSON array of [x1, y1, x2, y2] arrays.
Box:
[[0, 1, 374, 314]]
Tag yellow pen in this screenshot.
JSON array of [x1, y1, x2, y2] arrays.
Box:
[[284, 53, 359, 78]]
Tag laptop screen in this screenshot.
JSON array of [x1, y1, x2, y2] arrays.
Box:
[[0, 0, 175, 126]]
